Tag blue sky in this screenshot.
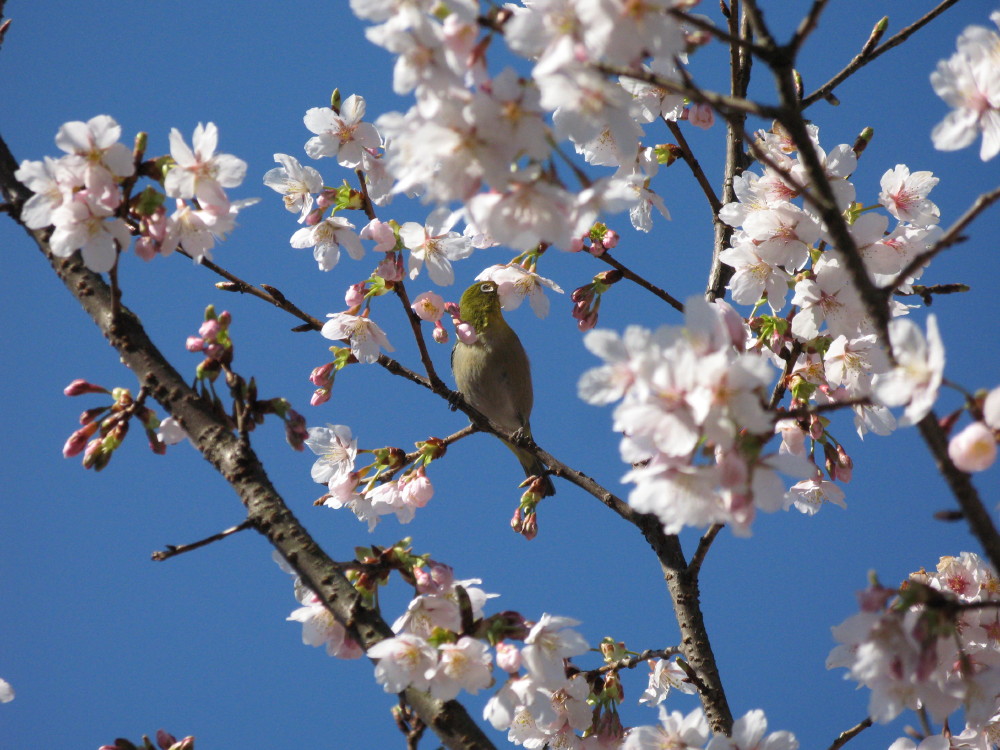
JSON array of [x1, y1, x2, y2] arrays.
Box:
[[1, 2, 998, 748]]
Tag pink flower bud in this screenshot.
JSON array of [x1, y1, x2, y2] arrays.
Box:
[[576, 311, 598, 331], [603, 229, 620, 248], [454, 321, 478, 344], [948, 421, 997, 473], [310, 387, 332, 407], [429, 563, 454, 589], [204, 342, 225, 360], [305, 207, 324, 225], [63, 379, 108, 397], [345, 282, 367, 308], [521, 512, 538, 540], [375, 255, 403, 282], [401, 468, 434, 508], [836, 445, 853, 482], [310, 362, 335, 387], [496, 641, 522, 672], [432, 323, 449, 344], [134, 236, 158, 261], [199, 319, 221, 341], [567, 237, 585, 253], [510, 507, 523, 533], [688, 103, 715, 129], [809, 415, 824, 441], [156, 729, 178, 750], [185, 336, 204, 352], [63, 423, 98, 457]]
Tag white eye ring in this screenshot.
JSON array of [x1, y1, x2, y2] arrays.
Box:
[[480, 282, 495, 293]]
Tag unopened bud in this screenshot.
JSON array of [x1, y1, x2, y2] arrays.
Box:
[[809, 414, 824, 440], [510, 507, 523, 533], [63, 422, 99, 457], [521, 511, 538, 540], [63, 379, 108, 397], [156, 730, 177, 750], [836, 445, 853, 482], [310, 362, 336, 387]]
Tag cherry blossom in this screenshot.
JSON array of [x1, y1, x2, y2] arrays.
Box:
[[930, 13, 1000, 160], [263, 153, 323, 220], [872, 315, 945, 426], [521, 614, 590, 689], [321, 313, 394, 364], [475, 264, 564, 318], [49, 192, 131, 273], [164, 122, 247, 211], [428, 637, 494, 701], [367, 633, 438, 693], [410, 291, 446, 322], [54, 115, 134, 202], [704, 709, 798, 750], [638, 659, 697, 707], [303, 95, 382, 168], [879, 165, 941, 225], [305, 424, 358, 484], [290, 215, 364, 271], [622, 706, 709, 750], [399, 208, 473, 285]]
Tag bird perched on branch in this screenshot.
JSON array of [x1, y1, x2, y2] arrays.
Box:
[[451, 280, 556, 497]]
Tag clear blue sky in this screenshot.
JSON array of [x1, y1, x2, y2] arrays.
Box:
[[1, 2, 997, 748]]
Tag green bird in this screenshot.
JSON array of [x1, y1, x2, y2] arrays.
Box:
[[451, 280, 556, 497]]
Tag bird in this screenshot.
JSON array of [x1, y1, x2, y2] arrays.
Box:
[[451, 280, 556, 497]]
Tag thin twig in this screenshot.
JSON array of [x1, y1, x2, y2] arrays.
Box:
[[152, 520, 255, 561], [802, 0, 961, 108], [769, 340, 802, 410], [596, 250, 685, 312], [571, 647, 683, 678], [825, 717, 873, 750], [790, 0, 831, 54], [393, 280, 448, 390], [667, 8, 764, 56], [597, 63, 780, 120], [665, 119, 724, 219], [890, 186, 1000, 292], [688, 524, 724, 580]]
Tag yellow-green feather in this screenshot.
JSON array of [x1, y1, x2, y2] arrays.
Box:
[[451, 281, 555, 496]]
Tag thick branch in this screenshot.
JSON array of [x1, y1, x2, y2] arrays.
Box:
[[706, 3, 752, 303], [0, 132, 495, 750]]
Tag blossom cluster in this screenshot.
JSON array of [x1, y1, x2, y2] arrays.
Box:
[[576, 116, 987, 535], [930, 11, 1000, 161], [15, 116, 251, 272], [623, 707, 797, 750], [347, 0, 703, 248], [828, 552, 1000, 746], [304, 423, 437, 530], [579, 295, 816, 535]]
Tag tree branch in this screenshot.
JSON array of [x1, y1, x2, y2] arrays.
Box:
[[917, 412, 1000, 575], [801, 0, 961, 108], [0, 131, 496, 750]]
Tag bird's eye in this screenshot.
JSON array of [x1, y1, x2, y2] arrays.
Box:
[[480, 282, 495, 294]]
